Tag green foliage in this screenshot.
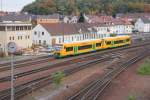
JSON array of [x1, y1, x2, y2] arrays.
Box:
[[128, 95, 136, 100], [22, 0, 147, 15], [78, 13, 85, 23], [138, 59, 150, 75], [52, 71, 65, 87]]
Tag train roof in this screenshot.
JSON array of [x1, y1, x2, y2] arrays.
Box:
[[55, 35, 131, 46], [103, 35, 131, 40]]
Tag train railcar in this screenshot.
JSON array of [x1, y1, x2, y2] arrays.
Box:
[[103, 35, 131, 48], [54, 35, 131, 58], [54, 39, 103, 58]]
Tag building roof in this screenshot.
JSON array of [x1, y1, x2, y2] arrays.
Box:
[[0, 14, 31, 22], [116, 13, 150, 20], [141, 17, 150, 23], [40, 23, 90, 36], [36, 14, 60, 19]]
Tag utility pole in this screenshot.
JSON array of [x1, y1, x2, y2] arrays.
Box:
[[8, 42, 17, 100], [11, 54, 14, 100]]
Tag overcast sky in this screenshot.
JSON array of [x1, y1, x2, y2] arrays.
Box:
[[1, 0, 35, 12]]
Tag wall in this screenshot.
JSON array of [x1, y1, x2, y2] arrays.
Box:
[[33, 24, 52, 46]]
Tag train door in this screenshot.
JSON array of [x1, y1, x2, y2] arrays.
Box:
[[92, 43, 96, 51], [101, 39, 105, 49], [74, 46, 78, 55]]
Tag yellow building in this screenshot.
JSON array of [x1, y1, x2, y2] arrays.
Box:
[[36, 15, 60, 24], [0, 21, 32, 54]]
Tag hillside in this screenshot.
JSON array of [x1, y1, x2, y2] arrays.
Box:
[[22, 0, 150, 15]]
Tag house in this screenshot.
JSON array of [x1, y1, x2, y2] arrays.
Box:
[[0, 21, 33, 54], [116, 13, 150, 22], [33, 14, 60, 24], [63, 16, 78, 23], [91, 19, 133, 36], [135, 18, 150, 33], [89, 15, 113, 24], [32, 23, 111, 46], [110, 19, 133, 35]]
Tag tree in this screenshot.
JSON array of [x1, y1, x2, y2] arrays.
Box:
[[128, 95, 136, 100], [78, 13, 85, 23], [22, 0, 147, 15]]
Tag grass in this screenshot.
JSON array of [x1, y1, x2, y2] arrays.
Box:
[[128, 95, 136, 100], [137, 59, 150, 75]]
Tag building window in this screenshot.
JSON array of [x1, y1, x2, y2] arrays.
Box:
[[24, 26, 28, 30], [20, 36, 22, 40], [16, 26, 19, 30], [28, 26, 31, 30], [20, 26, 23, 30], [28, 36, 30, 39], [0, 26, 6, 31], [43, 40, 46, 45], [12, 37, 14, 40], [9, 37, 11, 40], [59, 38, 61, 43], [42, 32, 44, 35], [12, 26, 15, 31], [18, 36, 20, 40], [34, 31, 37, 35], [25, 36, 27, 39], [39, 40, 41, 44]]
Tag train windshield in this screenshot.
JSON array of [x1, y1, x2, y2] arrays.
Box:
[[54, 44, 63, 51]]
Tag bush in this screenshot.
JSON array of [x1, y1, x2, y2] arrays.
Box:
[[52, 71, 65, 88], [138, 59, 150, 75], [128, 95, 136, 100]]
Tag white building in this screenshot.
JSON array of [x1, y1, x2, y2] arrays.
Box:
[[0, 22, 32, 54], [112, 20, 133, 35], [91, 22, 133, 36], [32, 23, 110, 46], [135, 18, 150, 33]]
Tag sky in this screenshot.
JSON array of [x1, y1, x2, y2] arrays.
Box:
[[1, 0, 35, 12]]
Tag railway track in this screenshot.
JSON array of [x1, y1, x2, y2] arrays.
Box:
[[0, 54, 115, 100], [0, 41, 150, 100], [0, 40, 149, 72], [0, 55, 49, 66], [68, 49, 150, 100], [0, 41, 149, 83]]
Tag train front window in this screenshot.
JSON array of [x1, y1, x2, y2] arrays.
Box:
[[54, 44, 63, 51]]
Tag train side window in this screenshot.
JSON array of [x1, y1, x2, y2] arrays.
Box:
[[106, 41, 111, 45], [66, 47, 73, 52], [78, 45, 92, 50], [114, 40, 124, 44], [126, 39, 130, 42], [96, 43, 101, 47]]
